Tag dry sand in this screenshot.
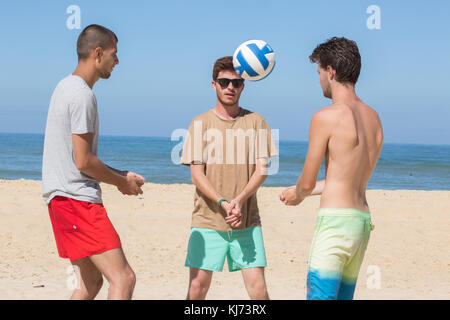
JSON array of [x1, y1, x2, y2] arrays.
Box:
[[0, 179, 448, 299]]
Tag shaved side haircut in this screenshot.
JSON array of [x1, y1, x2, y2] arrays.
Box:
[[77, 24, 118, 61]]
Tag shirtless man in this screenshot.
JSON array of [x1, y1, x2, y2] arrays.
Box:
[[280, 37, 383, 300]]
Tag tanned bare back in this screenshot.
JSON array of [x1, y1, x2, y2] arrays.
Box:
[[320, 98, 383, 211]]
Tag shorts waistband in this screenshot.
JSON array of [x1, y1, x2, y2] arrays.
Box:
[[317, 208, 371, 219]]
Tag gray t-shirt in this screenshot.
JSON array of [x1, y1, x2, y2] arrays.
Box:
[[42, 74, 102, 204]]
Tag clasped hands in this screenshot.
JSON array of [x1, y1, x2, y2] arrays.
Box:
[[220, 185, 304, 230], [221, 199, 243, 229]]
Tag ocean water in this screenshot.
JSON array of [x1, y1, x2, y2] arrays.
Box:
[[0, 133, 449, 190]]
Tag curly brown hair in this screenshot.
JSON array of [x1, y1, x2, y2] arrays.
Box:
[[309, 37, 361, 85]]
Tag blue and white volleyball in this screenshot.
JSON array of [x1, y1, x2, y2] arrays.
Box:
[[233, 40, 276, 81]]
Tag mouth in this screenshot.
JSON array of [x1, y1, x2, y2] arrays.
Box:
[[224, 93, 235, 98]]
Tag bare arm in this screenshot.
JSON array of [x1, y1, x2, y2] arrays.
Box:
[[280, 110, 332, 205], [190, 163, 245, 228], [223, 158, 268, 227], [233, 158, 268, 204], [105, 164, 145, 187], [72, 133, 143, 195], [105, 165, 126, 176], [190, 163, 224, 205], [295, 111, 331, 198], [285, 179, 325, 196], [310, 179, 325, 195]]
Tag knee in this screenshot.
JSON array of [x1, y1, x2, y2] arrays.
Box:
[[188, 278, 209, 297], [111, 268, 136, 290], [92, 276, 104, 293], [247, 279, 268, 298], [189, 278, 206, 292], [251, 280, 267, 292], [123, 268, 136, 289], [84, 276, 103, 299]]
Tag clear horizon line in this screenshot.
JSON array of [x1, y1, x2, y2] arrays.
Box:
[[0, 131, 449, 147]]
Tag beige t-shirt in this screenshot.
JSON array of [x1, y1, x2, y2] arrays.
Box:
[[181, 108, 278, 231]]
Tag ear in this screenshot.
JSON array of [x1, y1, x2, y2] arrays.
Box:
[[326, 65, 335, 81], [211, 80, 217, 92], [92, 47, 103, 61]]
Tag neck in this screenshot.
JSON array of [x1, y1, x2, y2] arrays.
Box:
[[73, 61, 99, 89], [214, 102, 240, 119], [331, 82, 358, 105]]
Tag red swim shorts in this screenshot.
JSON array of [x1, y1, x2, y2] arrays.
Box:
[[48, 196, 122, 262]]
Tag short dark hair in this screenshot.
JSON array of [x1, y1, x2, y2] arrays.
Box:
[[309, 37, 361, 85], [212, 56, 236, 80], [77, 24, 118, 61]]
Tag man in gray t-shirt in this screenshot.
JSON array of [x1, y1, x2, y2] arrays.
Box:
[[42, 24, 144, 300], [43, 74, 102, 204]]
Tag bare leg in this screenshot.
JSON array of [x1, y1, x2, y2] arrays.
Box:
[[186, 268, 213, 300], [89, 248, 136, 300], [70, 257, 103, 300], [241, 267, 269, 300]]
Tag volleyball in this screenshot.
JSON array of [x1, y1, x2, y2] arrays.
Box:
[[233, 40, 276, 81]]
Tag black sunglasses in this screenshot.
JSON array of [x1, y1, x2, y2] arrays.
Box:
[[215, 78, 244, 89]]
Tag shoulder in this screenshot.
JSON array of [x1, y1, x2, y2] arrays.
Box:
[[190, 110, 212, 123], [364, 103, 382, 122], [185, 110, 213, 131], [57, 75, 95, 103], [308, 105, 346, 140], [362, 103, 383, 139], [241, 110, 273, 133], [57, 75, 89, 91], [241, 108, 268, 123], [311, 105, 341, 127]]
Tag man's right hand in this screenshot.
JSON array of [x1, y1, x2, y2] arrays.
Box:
[[117, 174, 144, 195], [124, 171, 146, 187], [221, 201, 242, 228]]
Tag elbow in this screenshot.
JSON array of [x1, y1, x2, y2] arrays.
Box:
[[190, 164, 205, 186], [190, 173, 198, 185], [76, 162, 88, 172], [75, 157, 90, 172], [299, 182, 315, 194]]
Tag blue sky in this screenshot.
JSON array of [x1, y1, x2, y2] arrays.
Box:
[[0, 0, 449, 144]]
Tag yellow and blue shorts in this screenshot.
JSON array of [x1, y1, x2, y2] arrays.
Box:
[[307, 208, 374, 300], [185, 226, 267, 272]]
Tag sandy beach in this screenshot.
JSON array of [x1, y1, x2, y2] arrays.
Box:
[[0, 179, 448, 300]]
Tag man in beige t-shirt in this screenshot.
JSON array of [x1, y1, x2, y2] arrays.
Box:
[[181, 56, 278, 300]]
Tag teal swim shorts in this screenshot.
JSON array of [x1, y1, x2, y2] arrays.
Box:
[[185, 226, 267, 272]]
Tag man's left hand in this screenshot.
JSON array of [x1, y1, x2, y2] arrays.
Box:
[[280, 186, 304, 206]]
